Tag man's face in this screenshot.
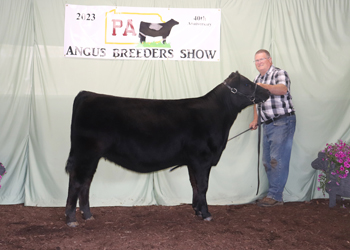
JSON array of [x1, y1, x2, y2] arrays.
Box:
[[255, 52, 272, 75]]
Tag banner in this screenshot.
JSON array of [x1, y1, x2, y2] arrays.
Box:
[[64, 5, 221, 61]]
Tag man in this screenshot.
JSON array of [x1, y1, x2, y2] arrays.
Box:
[[249, 49, 296, 207]]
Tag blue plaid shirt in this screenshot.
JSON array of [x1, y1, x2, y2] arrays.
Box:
[[254, 65, 295, 122]]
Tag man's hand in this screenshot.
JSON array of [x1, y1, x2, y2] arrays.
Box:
[[249, 121, 258, 130]]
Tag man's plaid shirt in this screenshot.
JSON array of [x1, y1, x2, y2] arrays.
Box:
[[254, 65, 295, 122]]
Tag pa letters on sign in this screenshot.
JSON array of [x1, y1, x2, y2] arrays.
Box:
[[64, 5, 221, 61]]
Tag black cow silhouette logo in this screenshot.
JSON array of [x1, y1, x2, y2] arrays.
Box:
[[139, 19, 179, 44]]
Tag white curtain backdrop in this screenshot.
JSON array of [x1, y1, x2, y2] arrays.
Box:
[[0, 0, 349, 207]]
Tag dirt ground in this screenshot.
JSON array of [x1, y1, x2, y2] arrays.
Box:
[[1, 199, 350, 250]]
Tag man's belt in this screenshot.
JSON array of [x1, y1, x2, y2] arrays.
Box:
[[264, 111, 295, 125]]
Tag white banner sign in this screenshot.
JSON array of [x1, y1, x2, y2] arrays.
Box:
[[64, 5, 221, 61]]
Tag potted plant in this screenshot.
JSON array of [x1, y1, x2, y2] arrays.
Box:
[[311, 140, 350, 207]]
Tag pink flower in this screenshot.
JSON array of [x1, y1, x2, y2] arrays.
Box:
[[318, 140, 350, 195]]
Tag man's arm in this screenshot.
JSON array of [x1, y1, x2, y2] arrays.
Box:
[[257, 83, 287, 95], [249, 105, 258, 130]]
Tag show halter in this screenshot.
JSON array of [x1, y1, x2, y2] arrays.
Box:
[[223, 81, 258, 104]]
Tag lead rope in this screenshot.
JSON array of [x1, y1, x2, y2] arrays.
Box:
[[256, 104, 262, 195], [226, 102, 263, 196], [227, 128, 252, 141]]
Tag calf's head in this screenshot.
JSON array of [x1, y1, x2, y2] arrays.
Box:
[[224, 71, 270, 109]]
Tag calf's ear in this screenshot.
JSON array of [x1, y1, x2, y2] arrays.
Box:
[[228, 72, 235, 78]]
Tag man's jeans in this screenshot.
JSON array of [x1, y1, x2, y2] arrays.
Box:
[[262, 114, 296, 202]]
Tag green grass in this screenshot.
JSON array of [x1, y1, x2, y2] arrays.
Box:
[[137, 41, 171, 48]]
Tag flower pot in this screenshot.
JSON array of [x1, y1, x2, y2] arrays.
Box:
[[311, 152, 350, 207]]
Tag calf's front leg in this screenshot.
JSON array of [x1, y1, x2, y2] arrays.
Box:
[[188, 165, 212, 221]]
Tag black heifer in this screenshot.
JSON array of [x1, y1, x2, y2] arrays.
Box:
[[65, 72, 270, 227], [139, 19, 179, 44]]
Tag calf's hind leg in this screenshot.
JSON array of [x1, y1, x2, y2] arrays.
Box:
[[65, 158, 99, 227], [78, 177, 94, 221]]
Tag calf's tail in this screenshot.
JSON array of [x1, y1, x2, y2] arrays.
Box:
[[65, 152, 75, 174]]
